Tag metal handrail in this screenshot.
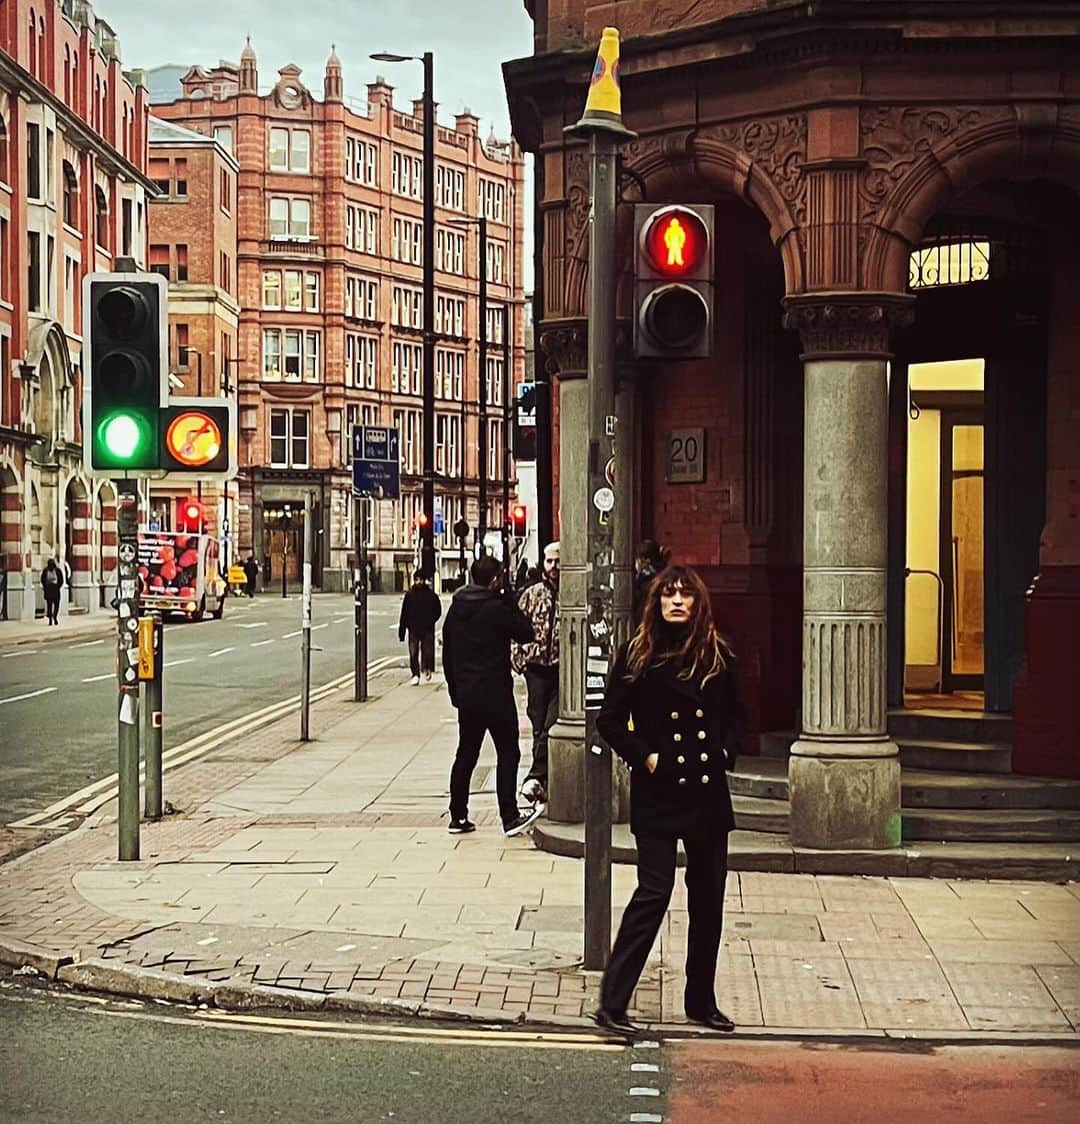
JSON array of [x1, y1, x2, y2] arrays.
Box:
[[905, 567, 944, 692]]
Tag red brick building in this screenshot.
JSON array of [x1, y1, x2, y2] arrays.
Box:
[[146, 116, 239, 558], [1, 0, 152, 620], [506, 2, 1080, 850], [152, 43, 527, 592]]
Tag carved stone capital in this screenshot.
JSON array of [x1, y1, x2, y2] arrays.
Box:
[[782, 293, 914, 360], [539, 319, 588, 381]]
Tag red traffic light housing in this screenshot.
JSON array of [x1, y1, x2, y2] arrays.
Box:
[[510, 504, 527, 538], [634, 204, 714, 359], [178, 498, 204, 533]]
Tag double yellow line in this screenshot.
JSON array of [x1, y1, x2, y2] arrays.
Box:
[[9, 656, 402, 828]]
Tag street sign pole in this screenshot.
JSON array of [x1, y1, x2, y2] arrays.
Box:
[[140, 613, 164, 821], [354, 494, 369, 703], [566, 27, 636, 972], [300, 491, 314, 741]]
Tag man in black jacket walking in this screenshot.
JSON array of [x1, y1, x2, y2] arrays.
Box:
[[398, 571, 442, 684], [442, 555, 542, 837]]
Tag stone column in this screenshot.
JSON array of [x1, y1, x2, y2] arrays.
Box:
[[782, 295, 912, 849], [540, 322, 589, 823]]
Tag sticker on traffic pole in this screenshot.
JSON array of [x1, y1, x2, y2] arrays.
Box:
[[592, 487, 615, 513]]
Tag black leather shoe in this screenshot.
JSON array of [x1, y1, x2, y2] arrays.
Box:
[[686, 1008, 735, 1032], [592, 1007, 641, 1036]]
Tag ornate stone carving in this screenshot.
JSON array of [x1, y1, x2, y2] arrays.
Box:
[[782, 294, 914, 359], [539, 320, 587, 379], [858, 105, 1013, 226], [712, 114, 809, 225], [802, 615, 887, 738]]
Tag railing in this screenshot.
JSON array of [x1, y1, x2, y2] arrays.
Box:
[[905, 567, 944, 692], [263, 239, 324, 256]]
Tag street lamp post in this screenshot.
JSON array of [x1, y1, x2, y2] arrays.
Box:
[[450, 215, 487, 557], [371, 49, 436, 581]]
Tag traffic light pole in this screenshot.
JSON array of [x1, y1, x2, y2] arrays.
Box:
[[477, 215, 488, 552], [420, 51, 436, 582], [141, 613, 164, 821], [115, 480, 141, 861]]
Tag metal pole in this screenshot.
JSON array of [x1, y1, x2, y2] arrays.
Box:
[[459, 376, 467, 585], [115, 480, 141, 861], [281, 514, 288, 598], [582, 132, 621, 971], [502, 304, 512, 588], [300, 491, 314, 740], [420, 51, 436, 581], [354, 494, 369, 702], [477, 215, 488, 553], [142, 613, 164, 820]]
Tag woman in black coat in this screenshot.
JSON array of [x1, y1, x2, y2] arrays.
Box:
[[593, 565, 745, 1035]]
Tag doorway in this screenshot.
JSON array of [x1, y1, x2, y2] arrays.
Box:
[[904, 360, 986, 698]]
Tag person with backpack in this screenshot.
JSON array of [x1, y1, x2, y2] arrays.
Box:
[[41, 558, 64, 625]]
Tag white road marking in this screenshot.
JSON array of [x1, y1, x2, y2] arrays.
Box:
[[281, 630, 302, 639], [311, 622, 328, 631], [629, 1088, 660, 1096], [81, 673, 115, 683], [251, 639, 274, 647], [333, 616, 350, 624], [2, 650, 35, 658], [630, 1063, 660, 1072], [0, 686, 58, 706], [238, 622, 268, 629], [9, 657, 403, 826], [208, 647, 234, 658], [629, 1115, 664, 1123], [70, 639, 106, 648], [164, 658, 194, 668]]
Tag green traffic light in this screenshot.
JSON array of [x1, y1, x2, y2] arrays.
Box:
[[98, 411, 151, 463]]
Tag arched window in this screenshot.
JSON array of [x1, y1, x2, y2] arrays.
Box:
[[64, 46, 70, 106], [0, 117, 8, 186], [62, 161, 78, 228], [29, 11, 37, 77], [38, 17, 45, 81], [95, 185, 108, 248]]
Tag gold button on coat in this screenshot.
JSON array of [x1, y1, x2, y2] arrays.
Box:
[[695, 709, 704, 718], [678, 777, 687, 786], [673, 733, 682, 742], [700, 753, 708, 763], [697, 730, 706, 740], [701, 775, 710, 784], [677, 755, 685, 765], [671, 711, 679, 720]]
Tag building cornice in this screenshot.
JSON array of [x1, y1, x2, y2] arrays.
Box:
[[0, 54, 157, 194]]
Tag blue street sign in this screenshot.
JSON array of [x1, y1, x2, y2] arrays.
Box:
[[351, 426, 400, 499], [434, 512, 445, 535]]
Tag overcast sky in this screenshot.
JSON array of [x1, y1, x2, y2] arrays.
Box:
[[103, 0, 534, 138]]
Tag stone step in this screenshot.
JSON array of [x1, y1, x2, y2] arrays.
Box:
[[730, 759, 1080, 810], [888, 708, 1013, 745], [898, 738, 1013, 774], [902, 808, 1080, 843], [534, 821, 1079, 880], [731, 794, 790, 834]]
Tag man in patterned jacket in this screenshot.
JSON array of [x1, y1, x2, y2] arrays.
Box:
[[512, 541, 559, 804]]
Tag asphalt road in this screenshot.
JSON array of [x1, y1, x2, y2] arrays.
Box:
[[0, 593, 413, 826], [3, 976, 1078, 1124]]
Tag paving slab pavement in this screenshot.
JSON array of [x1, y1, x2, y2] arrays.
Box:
[[1, 668, 1079, 1039]]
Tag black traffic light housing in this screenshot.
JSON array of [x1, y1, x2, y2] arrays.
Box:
[[82, 272, 168, 475], [159, 398, 237, 477], [633, 204, 714, 359]]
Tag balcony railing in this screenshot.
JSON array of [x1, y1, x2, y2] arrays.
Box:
[[264, 238, 324, 256]]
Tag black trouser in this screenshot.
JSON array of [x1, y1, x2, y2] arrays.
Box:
[[408, 630, 436, 677], [245, 578, 256, 597], [601, 832, 730, 1017], [44, 594, 60, 623], [449, 699, 520, 827], [523, 664, 558, 786]]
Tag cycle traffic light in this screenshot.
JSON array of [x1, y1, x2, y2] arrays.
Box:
[[159, 398, 237, 476], [83, 273, 168, 474], [634, 204, 714, 358]]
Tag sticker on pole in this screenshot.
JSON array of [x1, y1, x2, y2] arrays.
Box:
[[592, 487, 615, 513]]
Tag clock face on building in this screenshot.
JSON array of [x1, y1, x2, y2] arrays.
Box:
[[165, 410, 223, 468]]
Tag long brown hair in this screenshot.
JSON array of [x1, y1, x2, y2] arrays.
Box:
[[625, 565, 730, 686]]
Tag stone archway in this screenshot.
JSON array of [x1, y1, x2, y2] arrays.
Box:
[[95, 481, 118, 609], [64, 474, 91, 612]]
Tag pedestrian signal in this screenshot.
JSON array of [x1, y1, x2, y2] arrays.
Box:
[[510, 504, 527, 538], [634, 204, 713, 358], [83, 273, 168, 474], [178, 498, 204, 533]]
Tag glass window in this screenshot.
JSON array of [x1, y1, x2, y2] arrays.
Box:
[[269, 128, 289, 171], [262, 329, 282, 380], [304, 331, 320, 382], [291, 130, 310, 173], [270, 408, 288, 466], [269, 197, 289, 237], [284, 330, 302, 380], [305, 272, 319, 312], [263, 270, 281, 308], [213, 125, 233, 154], [290, 198, 311, 238], [291, 410, 309, 466], [284, 270, 302, 310]]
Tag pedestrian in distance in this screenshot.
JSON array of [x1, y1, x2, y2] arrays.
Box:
[[512, 541, 560, 805], [632, 539, 671, 626], [442, 554, 543, 838], [243, 554, 260, 598], [593, 565, 746, 1037], [398, 570, 442, 684], [41, 558, 64, 625]]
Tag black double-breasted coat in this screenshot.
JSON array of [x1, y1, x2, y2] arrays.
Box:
[[597, 642, 746, 840]]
